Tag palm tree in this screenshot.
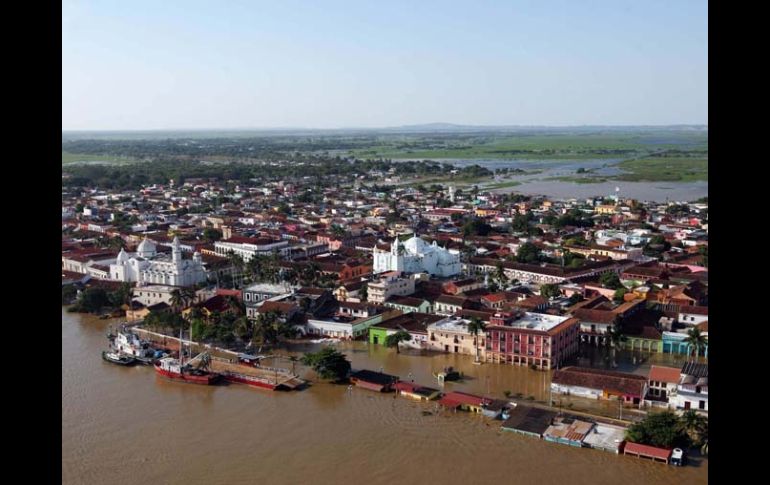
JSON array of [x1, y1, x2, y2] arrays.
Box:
[[169, 289, 185, 313], [330, 224, 347, 238], [607, 317, 626, 368], [678, 410, 707, 447], [683, 327, 707, 362], [225, 295, 245, 316], [494, 262, 508, 289], [227, 252, 245, 288], [384, 330, 411, 354], [467, 317, 487, 363], [181, 287, 197, 308]]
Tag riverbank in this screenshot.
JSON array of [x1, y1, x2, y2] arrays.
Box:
[[64, 309, 707, 485]]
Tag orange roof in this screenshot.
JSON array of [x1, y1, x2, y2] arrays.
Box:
[[648, 366, 680, 384]]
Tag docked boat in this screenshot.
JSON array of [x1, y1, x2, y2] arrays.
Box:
[[113, 330, 157, 365], [154, 356, 221, 385], [102, 350, 136, 366]]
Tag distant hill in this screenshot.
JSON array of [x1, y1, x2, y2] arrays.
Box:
[[62, 124, 707, 140]]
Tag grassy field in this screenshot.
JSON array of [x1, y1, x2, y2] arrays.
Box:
[[615, 157, 708, 182], [349, 132, 708, 160], [62, 151, 138, 165]]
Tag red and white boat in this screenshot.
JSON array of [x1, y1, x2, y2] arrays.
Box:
[[153, 324, 220, 385], [154, 356, 221, 385]]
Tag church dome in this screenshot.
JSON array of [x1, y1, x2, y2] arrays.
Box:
[[403, 236, 429, 254], [116, 248, 129, 264], [137, 237, 157, 257]]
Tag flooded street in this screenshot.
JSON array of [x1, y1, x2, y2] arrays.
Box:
[[63, 308, 707, 485]]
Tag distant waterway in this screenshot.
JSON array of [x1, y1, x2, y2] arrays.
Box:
[[62, 308, 707, 485], [401, 158, 707, 202]]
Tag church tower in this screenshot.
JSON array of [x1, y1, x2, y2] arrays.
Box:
[[172, 236, 182, 267]]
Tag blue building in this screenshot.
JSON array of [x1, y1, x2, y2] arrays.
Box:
[[662, 331, 708, 358]]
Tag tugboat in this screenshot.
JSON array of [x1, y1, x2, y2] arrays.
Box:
[[102, 350, 136, 366]]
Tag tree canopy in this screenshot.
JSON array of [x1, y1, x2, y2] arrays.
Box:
[[301, 347, 351, 382]]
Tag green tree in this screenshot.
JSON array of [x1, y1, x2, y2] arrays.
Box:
[[301, 347, 351, 382], [613, 287, 629, 303], [385, 330, 412, 354], [683, 327, 707, 362], [599, 272, 623, 290], [698, 245, 708, 267], [678, 410, 708, 448], [203, 227, 223, 242], [494, 263, 508, 288], [74, 287, 110, 313], [467, 317, 487, 363], [170, 289, 185, 312], [516, 242, 540, 263], [540, 284, 561, 299], [625, 411, 690, 448]]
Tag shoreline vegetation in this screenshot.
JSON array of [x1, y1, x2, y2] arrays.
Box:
[[61, 130, 707, 189]]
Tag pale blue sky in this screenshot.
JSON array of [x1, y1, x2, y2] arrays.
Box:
[[62, 0, 708, 130]]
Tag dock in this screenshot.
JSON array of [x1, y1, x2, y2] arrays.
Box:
[[209, 358, 306, 390]]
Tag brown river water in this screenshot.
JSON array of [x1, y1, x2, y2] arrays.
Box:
[[62, 308, 707, 485]]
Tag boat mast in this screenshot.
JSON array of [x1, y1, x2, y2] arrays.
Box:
[[179, 323, 184, 366]]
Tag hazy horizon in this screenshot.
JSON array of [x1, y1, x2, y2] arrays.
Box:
[[63, 0, 707, 131]]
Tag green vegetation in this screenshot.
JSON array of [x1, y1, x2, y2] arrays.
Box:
[[626, 411, 706, 449], [615, 157, 708, 182], [67, 284, 132, 314], [348, 131, 706, 160], [540, 284, 561, 299], [62, 151, 138, 165], [599, 272, 623, 290], [484, 180, 522, 190], [385, 330, 412, 354], [301, 347, 352, 382]]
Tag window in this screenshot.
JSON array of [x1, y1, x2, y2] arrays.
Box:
[[699, 400, 705, 410]]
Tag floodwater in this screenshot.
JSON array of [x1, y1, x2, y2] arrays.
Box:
[[63, 308, 707, 485], [445, 158, 707, 202]]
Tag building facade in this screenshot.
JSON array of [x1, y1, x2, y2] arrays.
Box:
[[110, 237, 207, 287], [373, 236, 461, 277], [483, 312, 580, 370]]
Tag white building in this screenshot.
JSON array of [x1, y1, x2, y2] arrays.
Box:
[[110, 237, 207, 287], [367, 271, 415, 304], [373, 236, 461, 277], [669, 362, 708, 414]]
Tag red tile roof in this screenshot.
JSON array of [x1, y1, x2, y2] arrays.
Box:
[[623, 442, 672, 460], [648, 366, 680, 384]]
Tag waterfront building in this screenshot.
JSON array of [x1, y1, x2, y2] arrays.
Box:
[[483, 312, 579, 370], [669, 362, 708, 413], [550, 367, 648, 407], [425, 316, 478, 355]]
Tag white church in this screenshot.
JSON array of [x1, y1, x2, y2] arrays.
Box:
[[110, 236, 208, 287], [373, 236, 461, 277]]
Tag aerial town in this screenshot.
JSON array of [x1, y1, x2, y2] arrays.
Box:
[[62, 164, 708, 466]]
